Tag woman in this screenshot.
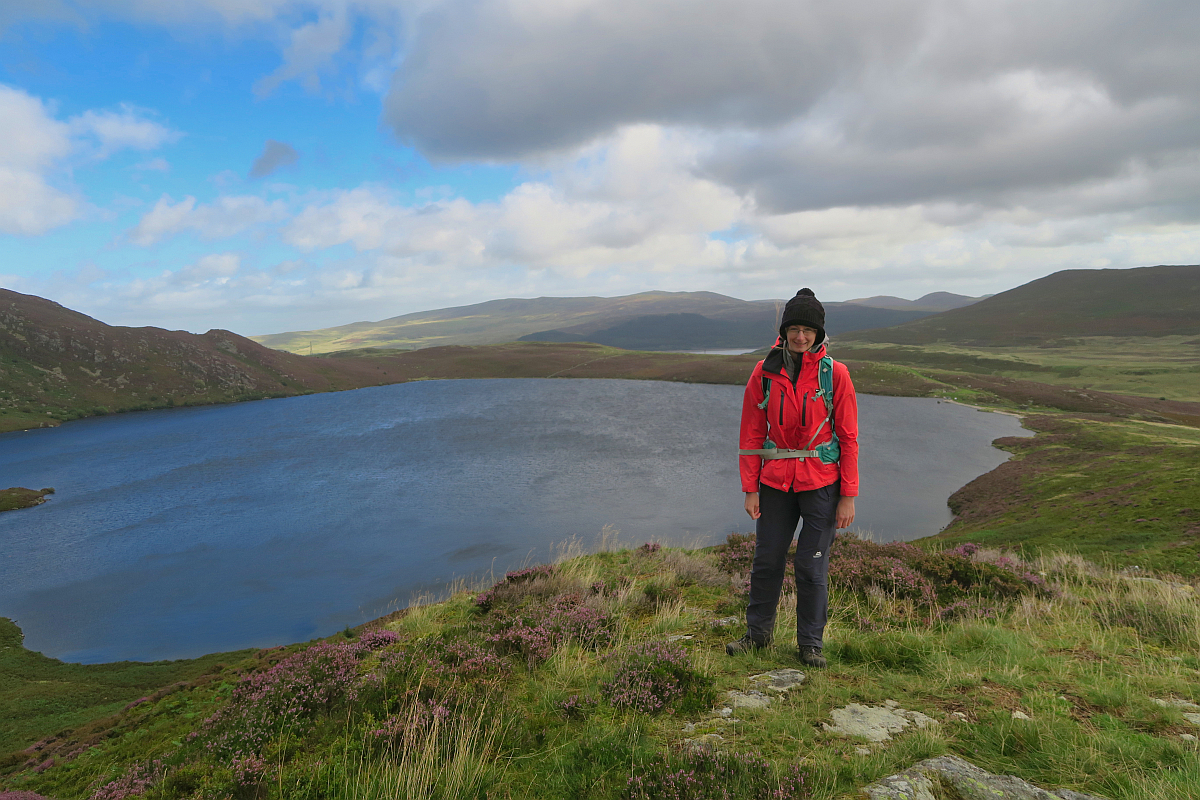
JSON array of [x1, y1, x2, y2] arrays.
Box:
[[727, 288, 859, 668]]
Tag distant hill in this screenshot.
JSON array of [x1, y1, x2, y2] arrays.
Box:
[[0, 289, 401, 431], [254, 291, 937, 354], [841, 265, 1200, 345], [845, 292, 985, 312], [520, 305, 931, 350]]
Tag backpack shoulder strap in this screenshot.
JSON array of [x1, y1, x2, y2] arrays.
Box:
[[816, 355, 835, 413], [758, 374, 771, 410]]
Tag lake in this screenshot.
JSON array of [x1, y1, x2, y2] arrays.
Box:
[[0, 378, 1028, 663]]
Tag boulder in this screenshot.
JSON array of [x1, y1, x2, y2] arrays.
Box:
[[748, 668, 807, 694], [726, 689, 771, 710], [860, 755, 1108, 800], [823, 702, 936, 742]]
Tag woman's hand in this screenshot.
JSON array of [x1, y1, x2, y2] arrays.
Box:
[[744, 492, 761, 520], [836, 496, 856, 529]]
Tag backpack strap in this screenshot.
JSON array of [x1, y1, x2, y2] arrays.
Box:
[[743, 354, 840, 464]]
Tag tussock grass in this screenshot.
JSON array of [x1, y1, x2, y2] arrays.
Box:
[[5, 539, 1200, 800]]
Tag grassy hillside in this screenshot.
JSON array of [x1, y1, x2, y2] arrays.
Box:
[[0, 619, 254, 761], [519, 306, 930, 350], [845, 292, 984, 312], [829, 336, 1200, 404], [933, 414, 1200, 575], [843, 265, 1200, 346], [4, 529, 1199, 799], [0, 289, 413, 433], [250, 291, 935, 354], [252, 291, 776, 354]]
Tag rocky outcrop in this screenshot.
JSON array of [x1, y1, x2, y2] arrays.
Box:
[[860, 755, 1107, 800], [823, 700, 936, 742]]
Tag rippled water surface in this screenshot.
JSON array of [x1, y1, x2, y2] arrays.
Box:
[[0, 379, 1028, 662]]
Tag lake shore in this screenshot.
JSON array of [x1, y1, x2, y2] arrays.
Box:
[[6, 339, 1199, 435]]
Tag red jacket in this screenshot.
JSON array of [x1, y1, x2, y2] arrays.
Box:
[[739, 343, 859, 496]]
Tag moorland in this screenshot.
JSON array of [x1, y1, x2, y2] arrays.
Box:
[[2, 264, 1199, 798]]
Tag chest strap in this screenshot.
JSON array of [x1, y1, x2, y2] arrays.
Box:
[[738, 446, 820, 459]]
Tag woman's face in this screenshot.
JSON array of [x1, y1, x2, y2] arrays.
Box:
[[785, 325, 818, 354]]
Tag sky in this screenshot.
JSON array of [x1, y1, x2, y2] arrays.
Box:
[[2, 0, 1199, 337]]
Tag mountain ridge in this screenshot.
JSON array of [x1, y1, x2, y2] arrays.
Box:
[[251, 290, 944, 354], [842, 264, 1200, 345]]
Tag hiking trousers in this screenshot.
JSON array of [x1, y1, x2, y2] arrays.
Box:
[[745, 482, 839, 649]]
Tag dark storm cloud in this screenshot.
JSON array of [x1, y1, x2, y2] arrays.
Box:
[[250, 139, 299, 178], [382, 0, 1200, 212]]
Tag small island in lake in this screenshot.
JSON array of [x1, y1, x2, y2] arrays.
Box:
[[0, 487, 54, 513]]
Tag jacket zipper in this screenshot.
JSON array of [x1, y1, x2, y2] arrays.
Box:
[[801, 391, 807, 427]]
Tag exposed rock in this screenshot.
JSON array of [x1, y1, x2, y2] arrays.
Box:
[[748, 668, 806, 694], [862, 772, 937, 800], [712, 616, 740, 627], [1152, 697, 1200, 711], [726, 690, 771, 710], [860, 755, 1109, 800], [1180, 734, 1197, 742], [667, 634, 694, 642], [1012, 710, 1032, 720], [823, 703, 936, 742], [1151, 698, 1200, 725], [683, 733, 725, 749], [855, 747, 873, 756]]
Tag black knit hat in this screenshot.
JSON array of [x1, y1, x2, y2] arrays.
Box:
[[778, 288, 826, 346]]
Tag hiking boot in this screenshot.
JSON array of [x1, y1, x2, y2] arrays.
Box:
[[725, 634, 770, 656], [798, 646, 827, 669]]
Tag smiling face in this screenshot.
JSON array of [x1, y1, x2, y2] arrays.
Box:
[[785, 324, 818, 354]]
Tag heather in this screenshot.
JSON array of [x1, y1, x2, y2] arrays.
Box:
[[5, 532, 1200, 800]]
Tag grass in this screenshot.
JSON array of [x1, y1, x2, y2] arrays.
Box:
[[832, 336, 1200, 402], [3, 533, 1199, 799], [0, 617, 256, 758], [931, 414, 1200, 575]]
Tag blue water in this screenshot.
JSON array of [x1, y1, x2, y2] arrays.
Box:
[[0, 379, 1027, 663]]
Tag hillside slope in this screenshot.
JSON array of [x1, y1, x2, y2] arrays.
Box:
[[845, 291, 984, 312], [842, 264, 1200, 345], [0, 289, 399, 431], [518, 306, 929, 350], [252, 291, 935, 354]]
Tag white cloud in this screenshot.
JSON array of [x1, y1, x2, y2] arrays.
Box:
[[0, 85, 181, 236], [71, 104, 180, 157], [129, 194, 289, 246], [0, 85, 78, 235], [172, 252, 242, 286]]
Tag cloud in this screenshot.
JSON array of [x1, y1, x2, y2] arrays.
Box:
[[134, 157, 170, 172], [172, 252, 241, 286], [249, 140, 300, 178], [71, 104, 180, 157], [283, 127, 745, 269], [0, 85, 182, 235], [380, 0, 1200, 221], [0, 84, 78, 235], [129, 194, 289, 246], [252, 12, 350, 97]]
